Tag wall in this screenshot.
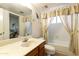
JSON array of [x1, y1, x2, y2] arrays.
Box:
[[32, 20, 41, 38], [19, 16, 25, 36]]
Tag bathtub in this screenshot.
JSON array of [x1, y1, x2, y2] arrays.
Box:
[[48, 38, 70, 47], [47, 40, 74, 55]]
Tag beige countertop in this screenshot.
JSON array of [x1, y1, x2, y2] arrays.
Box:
[[0, 37, 45, 56]]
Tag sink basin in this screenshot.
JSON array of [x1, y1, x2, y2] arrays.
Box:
[[21, 42, 30, 47], [21, 40, 36, 47]]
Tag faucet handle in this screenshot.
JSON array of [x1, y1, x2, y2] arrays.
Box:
[[22, 37, 28, 42]]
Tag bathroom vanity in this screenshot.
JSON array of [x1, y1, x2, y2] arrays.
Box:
[[0, 37, 45, 56]]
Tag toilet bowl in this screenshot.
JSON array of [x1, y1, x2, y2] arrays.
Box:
[[45, 44, 55, 55]]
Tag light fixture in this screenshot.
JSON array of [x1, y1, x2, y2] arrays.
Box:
[[44, 5, 48, 8], [20, 11, 24, 14]]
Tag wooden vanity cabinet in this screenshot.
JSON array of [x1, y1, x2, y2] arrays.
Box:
[[38, 42, 45, 56], [26, 41, 45, 56]]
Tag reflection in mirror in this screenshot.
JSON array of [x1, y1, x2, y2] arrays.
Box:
[[9, 13, 19, 38], [25, 19, 32, 36]]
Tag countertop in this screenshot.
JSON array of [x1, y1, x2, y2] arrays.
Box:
[[0, 37, 45, 56]]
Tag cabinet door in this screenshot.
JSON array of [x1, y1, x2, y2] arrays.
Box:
[[38, 47, 45, 56], [38, 42, 45, 56]]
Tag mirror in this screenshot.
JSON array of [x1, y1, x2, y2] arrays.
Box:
[[9, 13, 19, 38], [0, 10, 32, 40]]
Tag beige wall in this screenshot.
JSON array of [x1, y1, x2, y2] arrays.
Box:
[[19, 16, 25, 36], [32, 20, 41, 37]]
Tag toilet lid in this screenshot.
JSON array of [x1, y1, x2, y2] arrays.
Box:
[[45, 44, 55, 51]]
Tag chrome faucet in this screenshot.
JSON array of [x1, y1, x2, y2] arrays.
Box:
[[22, 37, 29, 42]]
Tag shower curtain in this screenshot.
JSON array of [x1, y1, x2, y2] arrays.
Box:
[[41, 12, 48, 43]]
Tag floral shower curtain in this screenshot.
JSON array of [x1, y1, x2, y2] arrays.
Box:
[[41, 12, 48, 43]]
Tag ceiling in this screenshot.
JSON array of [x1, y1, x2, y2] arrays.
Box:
[[0, 3, 32, 16], [0, 3, 76, 16]]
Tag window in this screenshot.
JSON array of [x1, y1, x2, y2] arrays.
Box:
[[50, 16, 61, 24], [48, 15, 70, 47]]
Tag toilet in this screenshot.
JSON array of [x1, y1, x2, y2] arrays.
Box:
[[45, 44, 55, 56]]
